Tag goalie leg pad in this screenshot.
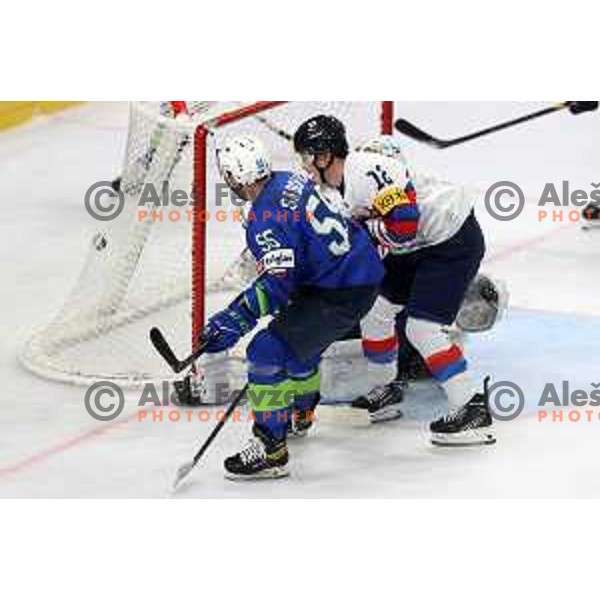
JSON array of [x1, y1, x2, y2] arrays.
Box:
[[456, 274, 509, 333]]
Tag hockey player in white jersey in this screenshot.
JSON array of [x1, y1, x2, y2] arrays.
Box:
[[293, 116, 496, 446]]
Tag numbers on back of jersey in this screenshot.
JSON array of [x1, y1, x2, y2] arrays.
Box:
[[306, 189, 351, 257], [365, 164, 394, 191]]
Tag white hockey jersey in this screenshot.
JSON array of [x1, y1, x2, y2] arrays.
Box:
[[340, 137, 475, 254]]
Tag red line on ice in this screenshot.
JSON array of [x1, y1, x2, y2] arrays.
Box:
[[0, 222, 578, 482], [0, 412, 137, 482]]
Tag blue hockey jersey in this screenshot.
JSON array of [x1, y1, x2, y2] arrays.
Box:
[[243, 171, 384, 314]]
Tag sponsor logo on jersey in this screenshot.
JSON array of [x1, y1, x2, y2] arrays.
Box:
[[372, 186, 410, 216], [257, 248, 295, 276]]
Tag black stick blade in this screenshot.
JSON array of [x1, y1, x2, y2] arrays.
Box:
[[149, 327, 181, 372], [394, 119, 446, 148], [568, 101, 599, 115]]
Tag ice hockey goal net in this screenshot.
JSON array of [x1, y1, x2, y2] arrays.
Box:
[[20, 101, 394, 390]]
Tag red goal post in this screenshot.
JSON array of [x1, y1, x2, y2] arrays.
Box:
[[190, 101, 394, 357], [20, 101, 395, 388]]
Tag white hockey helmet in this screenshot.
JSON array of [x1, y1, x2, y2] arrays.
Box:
[[216, 135, 272, 189], [358, 135, 405, 160]]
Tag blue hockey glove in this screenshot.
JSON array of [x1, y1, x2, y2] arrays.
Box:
[[202, 302, 258, 354]]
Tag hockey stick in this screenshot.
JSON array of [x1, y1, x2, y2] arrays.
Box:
[[252, 114, 293, 142], [394, 101, 599, 149], [99, 113, 193, 318], [111, 138, 189, 193], [173, 384, 249, 488], [150, 327, 208, 374], [115, 104, 192, 196], [113, 108, 281, 195]]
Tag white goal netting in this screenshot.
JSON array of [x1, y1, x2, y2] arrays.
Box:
[[20, 101, 394, 391]]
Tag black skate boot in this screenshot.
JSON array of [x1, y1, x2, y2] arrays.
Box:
[[288, 393, 321, 438], [430, 379, 496, 447], [396, 345, 430, 382], [582, 201, 600, 229], [224, 425, 289, 481], [395, 316, 431, 383], [351, 344, 426, 422], [288, 411, 314, 437], [351, 381, 405, 423]]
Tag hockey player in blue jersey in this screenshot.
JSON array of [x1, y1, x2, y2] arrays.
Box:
[[201, 136, 384, 480]]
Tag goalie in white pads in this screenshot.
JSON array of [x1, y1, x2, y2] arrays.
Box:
[[293, 116, 497, 446]]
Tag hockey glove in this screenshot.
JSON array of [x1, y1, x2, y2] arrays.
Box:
[[202, 301, 258, 354]]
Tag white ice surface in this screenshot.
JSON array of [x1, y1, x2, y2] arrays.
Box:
[[1, 101, 599, 498]]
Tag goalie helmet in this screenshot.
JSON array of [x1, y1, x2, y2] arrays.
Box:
[[216, 136, 272, 188], [358, 135, 405, 160], [293, 115, 350, 159]]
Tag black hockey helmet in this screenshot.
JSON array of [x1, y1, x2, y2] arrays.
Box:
[[293, 115, 350, 159]]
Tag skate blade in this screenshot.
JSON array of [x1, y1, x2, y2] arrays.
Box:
[[350, 400, 370, 410], [369, 405, 404, 424], [431, 427, 496, 447], [224, 466, 290, 481]]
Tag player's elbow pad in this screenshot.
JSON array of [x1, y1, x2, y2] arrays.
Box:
[[369, 205, 420, 249]]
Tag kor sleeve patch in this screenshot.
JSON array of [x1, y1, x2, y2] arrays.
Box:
[[372, 186, 411, 216]]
